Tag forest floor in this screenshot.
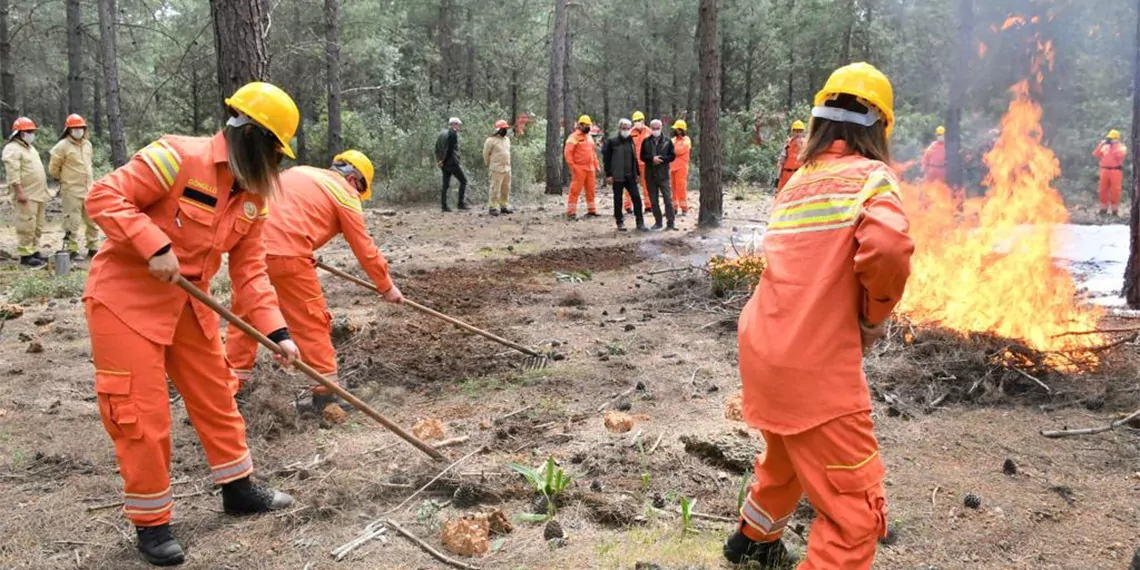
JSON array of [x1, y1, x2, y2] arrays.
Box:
[[0, 187, 1138, 570]]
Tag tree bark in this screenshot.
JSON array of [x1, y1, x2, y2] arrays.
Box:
[[293, 1, 308, 164], [437, 0, 454, 104], [1124, 0, 1140, 308], [697, 0, 722, 228], [561, 4, 574, 187], [0, 0, 15, 130], [784, 0, 795, 111], [210, 0, 269, 117], [945, 0, 972, 189], [66, 0, 84, 115], [544, 0, 569, 195], [325, 0, 342, 160], [510, 67, 519, 130], [92, 72, 103, 137], [465, 6, 475, 100], [97, 0, 127, 166], [840, 0, 856, 65]]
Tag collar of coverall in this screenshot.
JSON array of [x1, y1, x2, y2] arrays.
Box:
[[210, 131, 229, 164], [811, 105, 881, 128]]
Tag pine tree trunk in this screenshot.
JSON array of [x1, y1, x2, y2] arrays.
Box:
[[544, 0, 569, 195], [561, 5, 574, 187], [66, 0, 84, 115], [210, 0, 269, 116], [945, 0, 972, 189], [92, 73, 103, 137], [697, 0, 722, 228], [840, 0, 855, 65], [510, 67, 519, 130], [784, 0, 795, 111], [1123, 0, 1140, 307], [325, 0, 342, 160], [97, 0, 127, 166], [293, 1, 308, 164], [0, 0, 16, 130], [465, 6, 475, 100], [438, 0, 454, 104]]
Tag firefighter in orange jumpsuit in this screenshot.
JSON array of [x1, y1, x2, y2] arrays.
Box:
[[725, 62, 914, 569], [670, 120, 692, 215], [565, 115, 600, 219], [1094, 129, 1128, 216], [776, 120, 806, 192], [226, 150, 403, 412], [623, 111, 653, 213], [922, 125, 946, 183], [83, 82, 301, 566]]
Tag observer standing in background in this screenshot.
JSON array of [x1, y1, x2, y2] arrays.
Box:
[[4, 117, 49, 267], [727, 62, 913, 570], [670, 120, 692, 216], [50, 114, 100, 261], [922, 126, 946, 184], [603, 118, 647, 232], [623, 111, 652, 213], [640, 119, 676, 230], [483, 120, 514, 216], [1094, 129, 1127, 216], [776, 120, 806, 192], [436, 117, 468, 212], [564, 115, 600, 219]]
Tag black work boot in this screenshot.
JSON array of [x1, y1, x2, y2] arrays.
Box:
[[311, 392, 346, 413], [136, 524, 185, 566], [19, 255, 45, 268], [489, 207, 500, 216], [221, 476, 293, 516], [69, 251, 83, 262], [500, 205, 514, 214], [723, 528, 798, 568]]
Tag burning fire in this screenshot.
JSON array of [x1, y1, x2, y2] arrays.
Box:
[[1001, 15, 1025, 31], [898, 81, 1102, 352]]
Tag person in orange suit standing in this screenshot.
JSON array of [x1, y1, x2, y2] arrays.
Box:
[[776, 120, 806, 192], [564, 115, 600, 219], [725, 62, 914, 570], [83, 82, 302, 566], [1094, 129, 1128, 216], [921, 125, 946, 184], [623, 111, 653, 213], [226, 150, 403, 412], [670, 120, 692, 216]]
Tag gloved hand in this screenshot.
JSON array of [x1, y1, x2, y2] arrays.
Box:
[[859, 317, 885, 355]]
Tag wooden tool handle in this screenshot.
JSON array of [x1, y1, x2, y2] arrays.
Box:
[[315, 261, 542, 358], [176, 277, 445, 461]]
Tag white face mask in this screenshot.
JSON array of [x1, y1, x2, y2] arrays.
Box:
[[634, 121, 644, 128], [651, 129, 662, 137], [70, 128, 85, 139], [21, 132, 35, 144], [620, 130, 631, 138]]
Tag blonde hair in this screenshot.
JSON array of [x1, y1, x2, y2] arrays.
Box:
[[224, 124, 283, 197]]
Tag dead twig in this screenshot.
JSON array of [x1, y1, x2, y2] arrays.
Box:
[[597, 385, 638, 412], [931, 485, 940, 511], [385, 519, 481, 570], [435, 436, 471, 448], [1040, 408, 1140, 439], [646, 266, 696, 276], [648, 432, 666, 454], [383, 446, 487, 516], [494, 404, 534, 423], [1008, 366, 1051, 393]]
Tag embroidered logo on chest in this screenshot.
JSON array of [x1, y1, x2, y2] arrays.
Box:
[[243, 201, 257, 219]]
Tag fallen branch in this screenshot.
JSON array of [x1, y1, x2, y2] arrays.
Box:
[[648, 432, 666, 454], [494, 404, 533, 423], [383, 446, 487, 516], [385, 519, 481, 570], [435, 436, 471, 448], [1040, 408, 1140, 439], [1008, 366, 1051, 393], [85, 490, 208, 513], [646, 266, 696, 276], [931, 485, 940, 511], [597, 385, 638, 412], [330, 521, 388, 561]]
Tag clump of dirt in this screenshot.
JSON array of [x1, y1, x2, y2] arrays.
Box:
[[556, 291, 587, 307], [240, 373, 302, 440], [578, 491, 643, 528], [680, 433, 760, 473], [412, 418, 446, 441], [441, 517, 490, 556]]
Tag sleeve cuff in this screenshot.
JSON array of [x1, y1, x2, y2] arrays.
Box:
[[267, 328, 291, 343], [152, 244, 172, 258], [135, 224, 172, 261]]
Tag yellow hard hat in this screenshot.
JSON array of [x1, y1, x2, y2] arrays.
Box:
[[631, 111, 645, 122], [1107, 129, 1122, 140], [333, 149, 375, 201], [672, 119, 687, 131], [224, 82, 300, 159], [813, 62, 895, 137], [935, 126, 946, 136], [791, 120, 805, 131], [578, 115, 592, 126]]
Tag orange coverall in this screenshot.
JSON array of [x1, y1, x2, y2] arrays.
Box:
[[671, 135, 692, 213], [226, 166, 393, 394], [737, 141, 913, 569], [623, 124, 653, 211], [565, 130, 599, 216], [1094, 141, 1127, 211], [922, 139, 946, 183], [776, 135, 804, 192], [84, 132, 286, 527]]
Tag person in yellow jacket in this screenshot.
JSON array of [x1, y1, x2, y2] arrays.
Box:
[[49, 114, 100, 260], [3, 117, 50, 267], [483, 119, 514, 216]]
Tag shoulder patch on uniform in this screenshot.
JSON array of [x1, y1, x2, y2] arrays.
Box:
[[137, 139, 182, 192], [243, 201, 257, 219]]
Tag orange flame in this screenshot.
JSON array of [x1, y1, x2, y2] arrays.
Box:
[[978, 41, 988, 59], [898, 81, 1102, 352], [1001, 15, 1025, 30]]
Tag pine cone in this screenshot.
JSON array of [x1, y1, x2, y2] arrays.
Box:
[[963, 493, 982, 509], [452, 484, 480, 508], [651, 493, 666, 509], [531, 494, 551, 515], [543, 519, 565, 541], [1002, 459, 1018, 476]]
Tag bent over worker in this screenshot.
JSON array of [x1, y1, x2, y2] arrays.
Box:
[[725, 62, 914, 570], [922, 125, 946, 184], [84, 82, 302, 567], [671, 120, 692, 215], [227, 150, 403, 412], [776, 120, 806, 192], [49, 114, 100, 260], [565, 115, 600, 219], [1094, 130, 1127, 216], [3, 117, 49, 267]]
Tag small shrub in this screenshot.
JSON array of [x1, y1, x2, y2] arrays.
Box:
[[5, 271, 87, 303], [708, 255, 766, 297]]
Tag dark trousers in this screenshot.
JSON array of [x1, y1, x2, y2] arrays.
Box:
[[441, 164, 467, 208], [613, 179, 644, 227], [646, 174, 675, 226]]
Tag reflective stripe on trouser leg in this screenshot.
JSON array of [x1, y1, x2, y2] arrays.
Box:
[[268, 257, 339, 395], [165, 304, 254, 485], [86, 300, 176, 527], [740, 431, 802, 542], [741, 494, 792, 539]]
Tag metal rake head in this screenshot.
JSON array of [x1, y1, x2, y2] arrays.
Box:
[[522, 350, 561, 370]]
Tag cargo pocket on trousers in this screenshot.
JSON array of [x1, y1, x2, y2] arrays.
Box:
[[306, 297, 333, 332], [824, 451, 889, 540], [95, 372, 143, 440]]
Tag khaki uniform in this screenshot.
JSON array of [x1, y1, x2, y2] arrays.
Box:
[[3, 139, 50, 256], [482, 135, 511, 208], [50, 136, 100, 252]]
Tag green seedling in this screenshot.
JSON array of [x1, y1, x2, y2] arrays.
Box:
[[736, 469, 753, 512], [680, 497, 696, 532], [508, 457, 575, 519]]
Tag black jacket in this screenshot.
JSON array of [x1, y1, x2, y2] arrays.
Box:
[[435, 128, 461, 168], [640, 134, 675, 182], [602, 135, 639, 183]]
